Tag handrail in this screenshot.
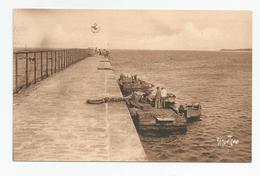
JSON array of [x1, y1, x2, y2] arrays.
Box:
[[13, 48, 93, 93]]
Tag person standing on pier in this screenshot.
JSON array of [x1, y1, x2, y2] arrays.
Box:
[[155, 87, 161, 109], [134, 74, 137, 82]]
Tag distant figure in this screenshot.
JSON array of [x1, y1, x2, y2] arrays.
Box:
[[161, 87, 167, 108], [155, 87, 161, 109], [103, 49, 106, 56], [134, 75, 137, 81], [120, 73, 124, 80], [131, 75, 135, 83], [105, 50, 110, 57]]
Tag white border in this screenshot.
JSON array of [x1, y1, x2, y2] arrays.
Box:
[[0, 0, 259, 176]]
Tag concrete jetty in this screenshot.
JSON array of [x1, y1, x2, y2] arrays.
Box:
[[13, 56, 146, 161]]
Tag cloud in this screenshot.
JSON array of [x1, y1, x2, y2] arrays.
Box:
[[148, 19, 183, 36], [14, 10, 252, 50]]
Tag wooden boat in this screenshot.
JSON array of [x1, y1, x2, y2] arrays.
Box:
[[183, 103, 202, 122], [125, 91, 187, 136], [131, 108, 187, 136], [117, 74, 202, 135], [118, 75, 153, 96]]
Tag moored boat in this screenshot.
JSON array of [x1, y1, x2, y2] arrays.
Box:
[[131, 108, 187, 136], [183, 103, 202, 122], [118, 74, 154, 96], [118, 73, 202, 136]]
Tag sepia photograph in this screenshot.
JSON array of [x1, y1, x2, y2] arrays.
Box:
[[13, 9, 252, 162]]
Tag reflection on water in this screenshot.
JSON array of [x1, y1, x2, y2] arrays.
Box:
[[110, 50, 251, 162]]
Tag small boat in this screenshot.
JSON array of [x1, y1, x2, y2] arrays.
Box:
[[183, 103, 202, 122], [118, 75, 153, 96], [131, 108, 187, 136], [121, 89, 187, 135]]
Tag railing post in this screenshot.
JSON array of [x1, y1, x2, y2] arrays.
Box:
[[68, 50, 70, 66], [51, 51, 53, 75], [46, 51, 48, 77], [60, 51, 62, 71], [72, 50, 74, 63], [25, 52, 29, 87], [55, 51, 57, 73], [15, 53, 18, 92], [63, 50, 66, 69], [34, 52, 36, 83], [57, 51, 59, 71], [65, 50, 66, 68], [60, 50, 62, 70], [66, 50, 70, 67], [65, 50, 68, 67], [67, 50, 69, 66], [64, 50, 67, 68], [70, 50, 72, 64], [70, 51, 72, 65], [40, 51, 43, 80], [58, 51, 60, 71], [74, 49, 76, 63]]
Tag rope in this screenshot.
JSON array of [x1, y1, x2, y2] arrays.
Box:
[[86, 97, 127, 104]]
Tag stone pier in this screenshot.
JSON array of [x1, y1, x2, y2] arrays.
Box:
[[13, 56, 146, 161]]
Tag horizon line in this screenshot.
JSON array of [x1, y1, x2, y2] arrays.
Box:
[[13, 47, 252, 52]]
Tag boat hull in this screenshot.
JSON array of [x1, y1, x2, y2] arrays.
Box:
[[137, 124, 187, 136], [131, 108, 187, 136], [184, 105, 202, 122]]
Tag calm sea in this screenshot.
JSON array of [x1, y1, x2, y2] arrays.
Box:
[[110, 50, 252, 162]]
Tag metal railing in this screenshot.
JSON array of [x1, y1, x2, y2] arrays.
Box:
[[13, 48, 93, 93]]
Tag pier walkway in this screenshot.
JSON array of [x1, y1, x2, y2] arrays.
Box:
[[13, 56, 146, 161]]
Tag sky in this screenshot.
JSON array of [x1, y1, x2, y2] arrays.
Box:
[[13, 9, 252, 50]]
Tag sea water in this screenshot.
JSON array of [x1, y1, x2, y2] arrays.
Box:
[[110, 50, 251, 162]]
